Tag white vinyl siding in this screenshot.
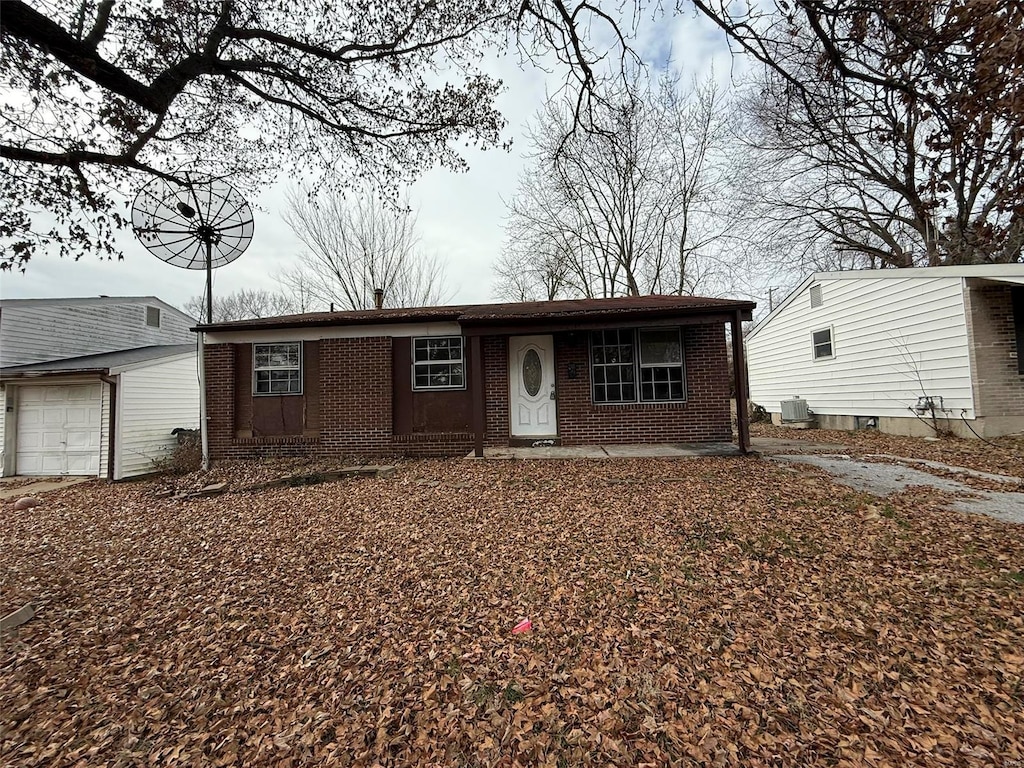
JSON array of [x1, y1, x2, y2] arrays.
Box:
[[747, 275, 975, 419], [0, 386, 6, 473], [115, 354, 199, 479], [99, 381, 110, 479], [0, 299, 195, 367]]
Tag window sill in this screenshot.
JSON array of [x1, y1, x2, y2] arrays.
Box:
[[591, 399, 688, 407], [233, 435, 320, 445]]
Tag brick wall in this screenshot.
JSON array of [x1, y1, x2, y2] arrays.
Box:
[[551, 325, 732, 445], [205, 343, 235, 457], [392, 432, 474, 457], [483, 336, 510, 447], [205, 323, 734, 463], [207, 338, 472, 461], [319, 337, 393, 456], [205, 344, 320, 461], [965, 282, 1024, 419]]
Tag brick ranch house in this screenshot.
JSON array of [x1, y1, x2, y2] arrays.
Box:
[[197, 295, 756, 461]]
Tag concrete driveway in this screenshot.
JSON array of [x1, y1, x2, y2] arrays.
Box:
[[767, 453, 1024, 524]]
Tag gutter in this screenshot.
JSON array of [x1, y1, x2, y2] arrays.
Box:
[[0, 368, 109, 380]]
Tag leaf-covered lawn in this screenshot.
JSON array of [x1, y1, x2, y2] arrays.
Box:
[[3, 458, 1022, 767]]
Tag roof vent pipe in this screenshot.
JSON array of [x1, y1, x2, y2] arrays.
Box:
[[373, 288, 384, 310]]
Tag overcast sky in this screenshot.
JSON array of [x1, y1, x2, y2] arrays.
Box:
[[1, 11, 744, 317]]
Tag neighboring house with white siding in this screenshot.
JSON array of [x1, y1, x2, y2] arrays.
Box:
[[0, 297, 199, 479], [745, 265, 1024, 438]]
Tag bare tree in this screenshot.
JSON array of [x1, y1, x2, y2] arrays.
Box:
[[280, 186, 451, 310], [183, 288, 303, 323], [696, 0, 1024, 268], [495, 69, 737, 300], [1, 0, 643, 270], [492, 229, 570, 302]]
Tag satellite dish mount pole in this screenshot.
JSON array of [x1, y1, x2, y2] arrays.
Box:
[[200, 237, 212, 470], [205, 239, 213, 325], [130, 172, 254, 475]]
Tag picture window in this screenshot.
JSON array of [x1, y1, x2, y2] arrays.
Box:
[[591, 328, 685, 404]]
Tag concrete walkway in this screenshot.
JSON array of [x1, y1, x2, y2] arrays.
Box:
[[0, 476, 94, 501], [473, 437, 847, 460]]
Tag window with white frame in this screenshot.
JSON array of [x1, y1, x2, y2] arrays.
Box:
[[146, 306, 161, 327], [254, 342, 302, 394], [591, 328, 685, 404], [811, 328, 834, 360], [413, 336, 465, 389]]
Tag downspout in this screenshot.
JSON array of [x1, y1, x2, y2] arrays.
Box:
[[198, 329, 210, 470], [100, 374, 118, 481]]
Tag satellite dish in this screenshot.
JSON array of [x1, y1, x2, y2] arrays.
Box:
[[131, 171, 254, 323]]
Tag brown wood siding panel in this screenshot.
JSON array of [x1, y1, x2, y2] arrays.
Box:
[[392, 337, 413, 434], [411, 390, 473, 433], [252, 395, 304, 436], [304, 341, 320, 432], [233, 343, 252, 436], [249, 341, 314, 437], [393, 336, 473, 435]]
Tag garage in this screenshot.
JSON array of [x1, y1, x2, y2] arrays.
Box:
[[15, 384, 103, 476]]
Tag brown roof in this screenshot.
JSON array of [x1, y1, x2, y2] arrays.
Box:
[[458, 295, 752, 322], [195, 295, 755, 332]]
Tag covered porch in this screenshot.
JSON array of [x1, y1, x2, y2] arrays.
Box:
[[463, 297, 755, 458]]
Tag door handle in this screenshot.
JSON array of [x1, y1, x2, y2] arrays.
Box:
[[549, 384, 556, 400]]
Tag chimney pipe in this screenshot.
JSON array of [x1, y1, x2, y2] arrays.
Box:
[[373, 288, 384, 310]]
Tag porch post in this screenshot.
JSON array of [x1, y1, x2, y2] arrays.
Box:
[[471, 335, 485, 457], [731, 310, 751, 454]]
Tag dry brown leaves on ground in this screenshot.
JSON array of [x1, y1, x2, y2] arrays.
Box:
[[752, 422, 1024, 479], [2, 458, 1023, 767]]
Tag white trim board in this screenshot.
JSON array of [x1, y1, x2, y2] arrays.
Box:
[[205, 321, 464, 344]]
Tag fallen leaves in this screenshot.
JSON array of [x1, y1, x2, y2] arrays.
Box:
[[1, 457, 1022, 766]]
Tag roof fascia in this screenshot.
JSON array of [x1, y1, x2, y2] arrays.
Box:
[[461, 311, 746, 337], [745, 274, 816, 341], [1, 369, 108, 382]]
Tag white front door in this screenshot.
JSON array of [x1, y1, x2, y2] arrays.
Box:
[[509, 335, 557, 437], [16, 384, 103, 476]]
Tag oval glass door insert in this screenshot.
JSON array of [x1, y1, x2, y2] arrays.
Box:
[[522, 348, 542, 396]]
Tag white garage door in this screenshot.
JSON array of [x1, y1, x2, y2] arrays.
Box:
[[16, 384, 103, 476]]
